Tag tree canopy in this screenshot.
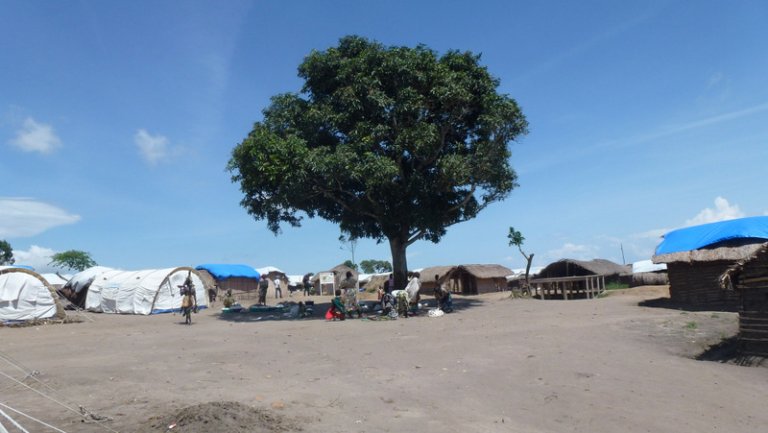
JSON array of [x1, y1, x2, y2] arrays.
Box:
[[49, 250, 97, 272], [0, 240, 14, 265], [360, 259, 392, 274], [228, 35, 527, 289]]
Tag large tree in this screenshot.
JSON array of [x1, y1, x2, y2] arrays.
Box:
[[49, 250, 97, 272], [0, 240, 14, 265], [228, 36, 528, 290]]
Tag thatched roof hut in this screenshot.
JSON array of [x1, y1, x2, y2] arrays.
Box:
[[720, 242, 768, 356], [418, 264, 513, 295], [537, 259, 630, 280], [653, 217, 768, 309]]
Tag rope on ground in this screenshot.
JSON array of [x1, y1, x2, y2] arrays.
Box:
[[0, 370, 118, 433], [0, 405, 33, 433], [0, 402, 65, 433]]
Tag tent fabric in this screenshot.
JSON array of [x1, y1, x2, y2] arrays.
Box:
[[64, 266, 114, 294], [41, 273, 69, 286], [655, 216, 768, 255], [195, 264, 260, 281], [631, 260, 667, 273], [85, 267, 208, 315], [0, 268, 60, 322]]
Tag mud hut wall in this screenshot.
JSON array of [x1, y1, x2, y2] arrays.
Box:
[[667, 261, 740, 309], [733, 258, 768, 356], [217, 277, 260, 302], [476, 278, 507, 294], [631, 272, 669, 287]]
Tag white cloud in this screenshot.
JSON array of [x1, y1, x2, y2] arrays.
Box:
[[11, 245, 59, 273], [9, 117, 62, 154], [546, 243, 599, 261], [631, 228, 668, 240], [684, 196, 744, 227], [0, 197, 81, 238], [135, 129, 171, 165]]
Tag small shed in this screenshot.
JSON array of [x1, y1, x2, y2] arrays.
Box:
[[720, 242, 768, 356], [653, 217, 768, 310], [1, 267, 65, 323]]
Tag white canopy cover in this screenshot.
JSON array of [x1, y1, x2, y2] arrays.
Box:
[[85, 267, 207, 315], [0, 268, 61, 322]]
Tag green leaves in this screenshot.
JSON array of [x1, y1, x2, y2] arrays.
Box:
[[229, 35, 527, 247], [49, 250, 97, 272]]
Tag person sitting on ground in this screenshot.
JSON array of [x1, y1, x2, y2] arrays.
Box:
[[434, 274, 453, 313], [325, 289, 347, 321], [396, 289, 410, 318]]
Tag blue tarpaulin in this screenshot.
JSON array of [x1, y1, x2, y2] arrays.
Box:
[[655, 216, 768, 255], [195, 264, 260, 281]]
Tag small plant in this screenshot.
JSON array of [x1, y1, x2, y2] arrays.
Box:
[[604, 282, 629, 290], [710, 313, 720, 319], [685, 321, 698, 330]]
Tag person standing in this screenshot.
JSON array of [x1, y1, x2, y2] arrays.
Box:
[[274, 276, 283, 299], [258, 277, 269, 306], [340, 271, 361, 318], [302, 273, 312, 296]]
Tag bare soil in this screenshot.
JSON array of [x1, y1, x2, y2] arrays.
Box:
[[2, 286, 767, 433]]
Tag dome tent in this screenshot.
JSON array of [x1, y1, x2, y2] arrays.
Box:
[[0, 267, 65, 323], [82, 267, 207, 315]]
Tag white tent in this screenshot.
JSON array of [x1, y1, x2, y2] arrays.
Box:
[[0, 267, 63, 323], [84, 267, 207, 314]]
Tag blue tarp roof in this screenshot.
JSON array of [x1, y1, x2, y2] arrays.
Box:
[[195, 264, 260, 280], [655, 216, 768, 255]]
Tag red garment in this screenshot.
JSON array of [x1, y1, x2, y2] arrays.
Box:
[[325, 307, 345, 320]]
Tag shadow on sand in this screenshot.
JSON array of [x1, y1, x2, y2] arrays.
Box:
[[214, 296, 486, 323], [696, 337, 767, 367], [638, 297, 739, 313]]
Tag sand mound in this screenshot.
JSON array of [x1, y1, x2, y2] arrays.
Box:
[[135, 401, 302, 433]]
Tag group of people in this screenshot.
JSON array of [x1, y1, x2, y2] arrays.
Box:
[[325, 271, 453, 321]]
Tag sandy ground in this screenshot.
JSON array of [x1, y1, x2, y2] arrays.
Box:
[[2, 286, 767, 433]]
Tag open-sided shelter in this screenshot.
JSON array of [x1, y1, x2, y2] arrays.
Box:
[[1, 267, 65, 323], [653, 216, 768, 310], [720, 242, 768, 356], [531, 259, 630, 299], [70, 267, 208, 314]]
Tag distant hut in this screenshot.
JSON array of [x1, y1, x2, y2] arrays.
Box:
[[362, 273, 390, 293], [630, 259, 668, 287], [653, 217, 768, 310], [531, 259, 630, 299], [720, 242, 768, 356], [443, 264, 513, 295], [195, 264, 260, 302]]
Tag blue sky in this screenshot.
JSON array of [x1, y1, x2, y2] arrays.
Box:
[[2, 0, 767, 275]]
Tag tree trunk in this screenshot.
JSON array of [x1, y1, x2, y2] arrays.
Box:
[[524, 253, 534, 289], [389, 237, 409, 291]]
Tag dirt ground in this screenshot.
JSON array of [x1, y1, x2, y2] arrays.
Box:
[[2, 286, 767, 433]]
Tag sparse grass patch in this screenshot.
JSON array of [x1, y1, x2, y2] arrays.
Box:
[[605, 282, 629, 290], [685, 321, 698, 330]]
